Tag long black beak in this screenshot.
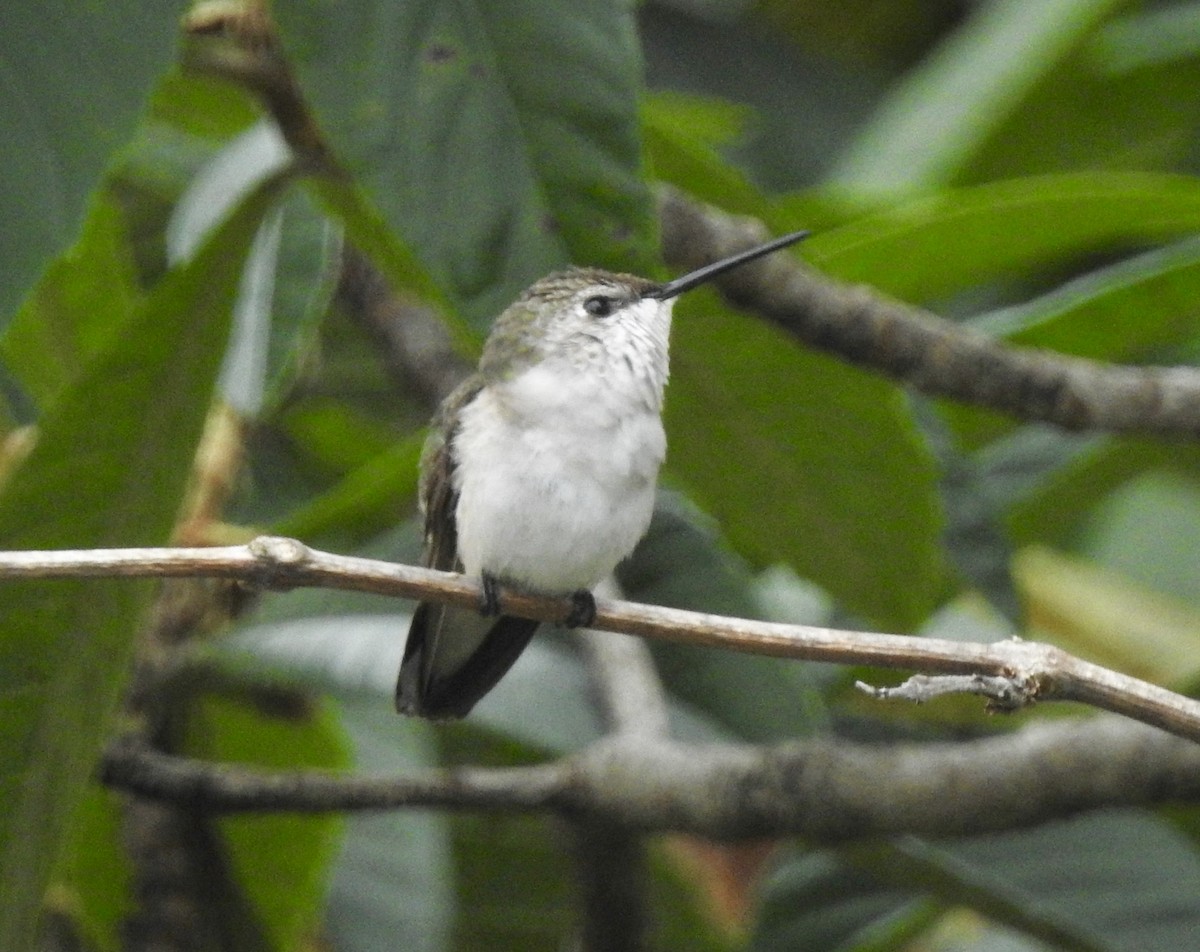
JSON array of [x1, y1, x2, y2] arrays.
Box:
[[646, 229, 810, 300]]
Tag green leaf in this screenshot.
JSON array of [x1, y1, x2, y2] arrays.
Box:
[[0, 175, 287, 951], [51, 785, 131, 952], [643, 93, 879, 234], [168, 121, 341, 415], [974, 230, 1200, 549], [274, 436, 424, 543], [1005, 437, 1199, 551], [762, 812, 1200, 952], [304, 173, 463, 340], [882, 811, 1200, 951], [829, 0, 1126, 194], [279, 400, 402, 474], [665, 293, 947, 630], [975, 236, 1200, 359], [0, 193, 140, 408], [807, 173, 1200, 303], [1075, 468, 1200, 610], [148, 69, 260, 143], [1097, 3, 1200, 71], [1015, 545, 1200, 687], [642, 92, 771, 217], [963, 46, 1200, 187], [750, 851, 938, 952], [325, 701, 453, 952], [182, 694, 349, 952], [0, 2, 186, 323], [254, 187, 342, 412], [274, 0, 656, 328]]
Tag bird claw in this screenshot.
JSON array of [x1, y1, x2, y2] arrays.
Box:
[[563, 590, 596, 628], [480, 573, 502, 616]]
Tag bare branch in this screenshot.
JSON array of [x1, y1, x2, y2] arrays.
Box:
[[4, 537, 1200, 743], [337, 246, 469, 408], [570, 818, 651, 952], [101, 734, 564, 814], [578, 626, 670, 740], [101, 717, 1200, 841], [660, 189, 1200, 437], [856, 673, 1036, 711], [574, 588, 667, 952]]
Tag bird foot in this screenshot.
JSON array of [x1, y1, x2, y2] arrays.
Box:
[[480, 573, 502, 616], [563, 590, 596, 628]]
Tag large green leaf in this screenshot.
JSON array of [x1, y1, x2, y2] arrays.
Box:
[[0, 177, 286, 951], [756, 811, 1200, 952], [829, 0, 1125, 194], [0, 193, 140, 409], [273, 0, 656, 330], [885, 810, 1200, 951], [962, 30, 1200, 185], [951, 236, 1200, 557], [750, 851, 937, 952], [642, 92, 772, 218], [665, 293, 946, 630], [324, 700, 452, 952], [977, 236, 1200, 359], [0, 2, 185, 324], [807, 173, 1200, 303], [181, 694, 349, 952], [1075, 468, 1200, 610], [1005, 437, 1200, 552]]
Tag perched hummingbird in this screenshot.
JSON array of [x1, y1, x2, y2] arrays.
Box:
[[396, 229, 809, 718]]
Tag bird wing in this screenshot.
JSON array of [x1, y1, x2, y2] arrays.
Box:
[[399, 377, 535, 718], [396, 376, 541, 718], [417, 392, 464, 576]]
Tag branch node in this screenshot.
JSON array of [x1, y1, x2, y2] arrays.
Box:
[[246, 535, 312, 590], [856, 672, 1039, 713]]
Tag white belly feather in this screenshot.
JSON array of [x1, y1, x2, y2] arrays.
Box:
[[452, 363, 666, 594]]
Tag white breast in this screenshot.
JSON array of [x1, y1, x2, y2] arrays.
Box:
[[452, 363, 666, 594]]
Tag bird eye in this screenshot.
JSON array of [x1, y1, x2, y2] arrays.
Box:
[[583, 295, 616, 318]]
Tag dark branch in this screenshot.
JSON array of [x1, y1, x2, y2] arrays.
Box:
[[660, 189, 1200, 438], [101, 734, 564, 814], [102, 716, 1200, 841], [337, 245, 469, 408]]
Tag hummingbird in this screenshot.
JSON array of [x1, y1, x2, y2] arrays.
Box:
[[396, 229, 809, 718]]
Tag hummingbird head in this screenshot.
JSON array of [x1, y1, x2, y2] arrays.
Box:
[[478, 229, 810, 387], [479, 269, 671, 387]]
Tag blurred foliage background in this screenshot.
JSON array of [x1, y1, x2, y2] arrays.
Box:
[[5, 0, 1200, 949]]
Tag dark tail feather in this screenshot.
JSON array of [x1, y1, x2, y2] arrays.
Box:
[[396, 604, 540, 719]]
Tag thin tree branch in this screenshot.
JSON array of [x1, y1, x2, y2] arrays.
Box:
[[101, 733, 564, 814], [3, 537, 1199, 742], [857, 673, 1036, 711], [570, 817, 651, 952], [659, 189, 1200, 438], [101, 716, 1200, 841], [336, 245, 469, 408], [578, 626, 671, 740], [573, 593, 669, 952]]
